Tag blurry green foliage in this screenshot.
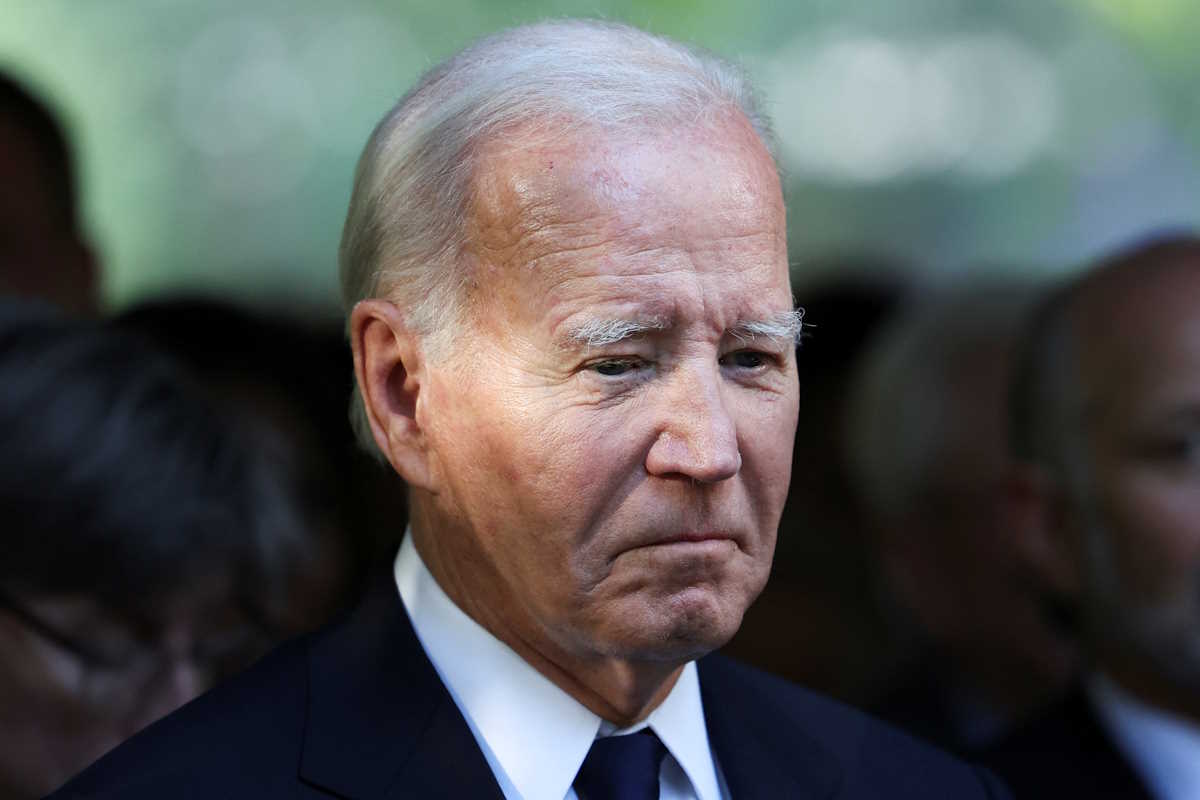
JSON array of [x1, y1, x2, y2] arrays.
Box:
[[1, 0, 1196, 310]]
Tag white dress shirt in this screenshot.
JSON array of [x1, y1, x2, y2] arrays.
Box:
[[394, 533, 728, 800], [1090, 672, 1200, 800]]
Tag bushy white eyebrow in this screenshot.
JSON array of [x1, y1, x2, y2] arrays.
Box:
[[567, 317, 670, 348], [729, 309, 805, 345], [566, 310, 805, 349]]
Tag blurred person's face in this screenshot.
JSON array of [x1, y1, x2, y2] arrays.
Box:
[[885, 344, 1077, 702], [0, 118, 96, 315], [356, 114, 798, 709], [0, 584, 268, 798], [1068, 265, 1200, 704]]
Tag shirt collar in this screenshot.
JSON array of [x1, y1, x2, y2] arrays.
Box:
[[1090, 671, 1200, 800], [395, 531, 723, 800]]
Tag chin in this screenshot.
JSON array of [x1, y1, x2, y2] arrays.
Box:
[[602, 585, 750, 663]]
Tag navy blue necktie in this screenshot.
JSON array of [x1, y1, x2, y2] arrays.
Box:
[[574, 729, 667, 800]]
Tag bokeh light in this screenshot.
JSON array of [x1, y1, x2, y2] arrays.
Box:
[[1, 0, 1196, 307]]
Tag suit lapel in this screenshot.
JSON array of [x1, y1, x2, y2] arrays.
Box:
[[699, 656, 842, 800], [299, 568, 504, 799]]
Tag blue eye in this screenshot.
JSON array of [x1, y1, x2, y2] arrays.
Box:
[[721, 350, 768, 369], [592, 358, 641, 376]]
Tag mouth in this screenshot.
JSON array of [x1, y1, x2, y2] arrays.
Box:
[[656, 531, 735, 545], [629, 531, 742, 555]]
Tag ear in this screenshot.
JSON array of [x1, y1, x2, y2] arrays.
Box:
[[1003, 463, 1083, 600], [349, 299, 435, 490]]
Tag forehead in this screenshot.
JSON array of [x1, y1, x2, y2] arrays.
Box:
[[1077, 265, 1200, 415], [464, 114, 790, 329]]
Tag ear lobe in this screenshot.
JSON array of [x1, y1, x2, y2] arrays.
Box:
[[1003, 464, 1082, 600], [350, 299, 435, 489]]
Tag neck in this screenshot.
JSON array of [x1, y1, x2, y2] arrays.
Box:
[[408, 505, 685, 727], [1099, 648, 1200, 726], [493, 634, 685, 727]]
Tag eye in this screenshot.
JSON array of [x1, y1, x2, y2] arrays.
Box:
[[590, 358, 644, 377], [1139, 433, 1200, 466], [720, 350, 769, 369]]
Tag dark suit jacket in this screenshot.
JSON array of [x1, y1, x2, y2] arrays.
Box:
[[50, 572, 1009, 799], [983, 687, 1152, 800]]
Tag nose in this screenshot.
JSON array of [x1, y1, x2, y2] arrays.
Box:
[[645, 362, 741, 483]]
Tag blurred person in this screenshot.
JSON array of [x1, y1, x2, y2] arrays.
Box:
[[845, 281, 1078, 752], [724, 269, 910, 702], [0, 72, 98, 314], [51, 20, 1008, 800], [986, 234, 1200, 799], [0, 303, 315, 798], [116, 297, 409, 629]]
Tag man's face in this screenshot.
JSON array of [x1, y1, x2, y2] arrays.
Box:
[[414, 114, 797, 665], [1073, 266, 1200, 691]]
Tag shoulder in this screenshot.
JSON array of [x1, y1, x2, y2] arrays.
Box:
[[700, 654, 1010, 799], [48, 637, 312, 799], [982, 688, 1152, 799]]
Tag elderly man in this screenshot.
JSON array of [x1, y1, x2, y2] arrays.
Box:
[[985, 235, 1200, 799], [52, 20, 1006, 799]]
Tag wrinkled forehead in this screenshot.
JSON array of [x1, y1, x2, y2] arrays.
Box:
[[458, 119, 790, 341], [463, 111, 785, 268]]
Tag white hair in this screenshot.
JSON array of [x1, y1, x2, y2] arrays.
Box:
[[729, 310, 805, 344], [568, 317, 670, 349], [339, 18, 776, 455], [566, 310, 803, 350]]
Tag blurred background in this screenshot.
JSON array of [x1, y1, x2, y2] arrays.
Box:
[[2, 2, 1199, 796], [2, 0, 1198, 310]]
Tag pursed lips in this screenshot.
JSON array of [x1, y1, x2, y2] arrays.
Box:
[[631, 530, 742, 551]]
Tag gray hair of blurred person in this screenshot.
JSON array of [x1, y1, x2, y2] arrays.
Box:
[[0, 302, 312, 628], [338, 19, 776, 456], [845, 281, 1045, 523]]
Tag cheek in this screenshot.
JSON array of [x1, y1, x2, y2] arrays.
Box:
[[429, 370, 545, 496], [739, 393, 799, 512], [440, 390, 639, 547], [509, 408, 645, 528], [488, 410, 649, 614], [1103, 473, 1200, 602]]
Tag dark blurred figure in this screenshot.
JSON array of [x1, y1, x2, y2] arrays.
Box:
[[0, 72, 98, 314], [116, 297, 408, 627], [845, 281, 1078, 752], [986, 235, 1200, 799], [0, 303, 317, 798], [724, 267, 909, 702]]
